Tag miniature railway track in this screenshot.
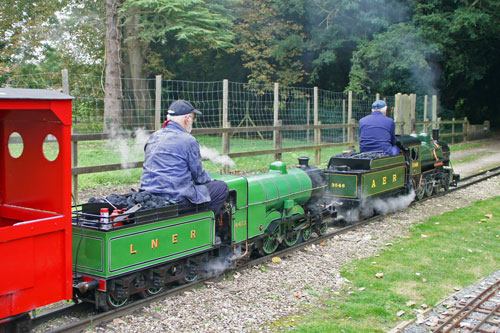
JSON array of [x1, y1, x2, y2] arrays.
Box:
[[431, 279, 500, 333], [35, 165, 500, 333]]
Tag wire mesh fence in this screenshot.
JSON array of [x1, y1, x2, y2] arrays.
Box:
[[2, 71, 462, 155]]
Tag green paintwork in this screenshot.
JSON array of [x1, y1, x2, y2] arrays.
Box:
[[418, 133, 432, 144], [361, 166, 406, 196], [421, 141, 444, 163], [245, 163, 312, 239], [73, 210, 214, 278], [370, 155, 405, 169], [210, 173, 248, 244], [327, 173, 358, 198], [269, 160, 287, 174], [408, 145, 422, 175], [72, 233, 104, 273]]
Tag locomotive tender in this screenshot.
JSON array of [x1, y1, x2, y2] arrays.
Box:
[[0, 88, 459, 326]]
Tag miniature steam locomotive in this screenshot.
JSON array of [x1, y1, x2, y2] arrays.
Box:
[[72, 130, 458, 311]]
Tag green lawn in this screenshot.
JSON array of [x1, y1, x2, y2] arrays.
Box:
[[284, 196, 500, 332], [75, 135, 349, 190]]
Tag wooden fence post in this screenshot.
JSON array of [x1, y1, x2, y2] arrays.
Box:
[[464, 117, 469, 142], [376, 93, 380, 100], [222, 79, 230, 173], [342, 99, 346, 143], [452, 117, 455, 144], [347, 91, 353, 145], [273, 83, 281, 161], [306, 99, 311, 142], [424, 95, 429, 133], [62, 69, 79, 202], [410, 93, 416, 133], [314, 87, 320, 165], [155, 75, 162, 130], [432, 95, 438, 129], [348, 118, 355, 144]]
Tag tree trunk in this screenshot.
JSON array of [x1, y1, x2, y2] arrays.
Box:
[[124, 7, 152, 129], [104, 0, 122, 133]]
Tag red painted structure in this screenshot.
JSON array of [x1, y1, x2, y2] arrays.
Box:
[[0, 88, 73, 323]]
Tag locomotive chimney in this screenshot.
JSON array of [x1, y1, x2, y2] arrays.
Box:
[[432, 128, 440, 141], [298, 157, 309, 168]]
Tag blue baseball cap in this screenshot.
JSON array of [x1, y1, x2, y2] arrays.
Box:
[[167, 100, 202, 116], [372, 100, 387, 110]]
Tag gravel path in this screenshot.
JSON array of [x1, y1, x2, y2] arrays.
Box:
[[82, 137, 500, 333]]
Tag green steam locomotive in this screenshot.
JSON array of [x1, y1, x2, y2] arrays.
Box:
[[324, 130, 459, 220], [72, 130, 458, 311]]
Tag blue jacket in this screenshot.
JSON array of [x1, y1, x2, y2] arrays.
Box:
[[140, 121, 212, 204], [359, 111, 397, 155]]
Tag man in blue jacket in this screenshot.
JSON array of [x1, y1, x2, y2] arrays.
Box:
[[140, 100, 228, 215], [359, 100, 400, 156]]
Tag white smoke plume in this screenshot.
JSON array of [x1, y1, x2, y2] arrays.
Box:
[[106, 128, 150, 170], [361, 190, 416, 217], [200, 146, 236, 169], [335, 190, 416, 223]]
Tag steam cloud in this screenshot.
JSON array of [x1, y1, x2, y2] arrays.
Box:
[[106, 128, 150, 170], [336, 190, 416, 223], [200, 146, 236, 169]]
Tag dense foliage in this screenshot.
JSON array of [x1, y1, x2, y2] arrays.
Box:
[[0, 0, 498, 125]]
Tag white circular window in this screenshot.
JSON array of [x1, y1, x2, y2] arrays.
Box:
[[43, 134, 60, 161], [8, 132, 24, 158]]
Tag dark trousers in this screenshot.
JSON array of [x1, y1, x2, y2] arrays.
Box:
[[180, 180, 229, 216], [204, 180, 229, 215]]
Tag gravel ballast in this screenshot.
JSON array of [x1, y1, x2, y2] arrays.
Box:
[[83, 138, 500, 333]]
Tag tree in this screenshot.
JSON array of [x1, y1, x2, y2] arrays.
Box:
[[0, 0, 68, 68], [104, 0, 122, 133], [347, 23, 439, 95], [413, 0, 500, 124], [306, 0, 410, 90], [117, 0, 234, 128], [231, 0, 307, 86]]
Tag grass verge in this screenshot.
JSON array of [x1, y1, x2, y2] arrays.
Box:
[[287, 196, 500, 332], [452, 151, 494, 164], [76, 136, 347, 190]]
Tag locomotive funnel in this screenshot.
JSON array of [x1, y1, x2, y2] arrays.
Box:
[[432, 128, 440, 141], [298, 157, 309, 168]]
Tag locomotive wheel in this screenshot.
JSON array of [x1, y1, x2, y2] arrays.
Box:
[[106, 293, 128, 309], [178, 262, 199, 284], [318, 222, 328, 236], [442, 175, 450, 192], [261, 225, 281, 255], [416, 185, 425, 200], [300, 226, 312, 242], [433, 181, 441, 194], [283, 222, 301, 247], [140, 286, 164, 298], [425, 182, 433, 197]]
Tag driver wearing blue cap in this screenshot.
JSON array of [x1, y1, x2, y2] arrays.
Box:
[[140, 100, 229, 216], [358, 100, 400, 156]]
